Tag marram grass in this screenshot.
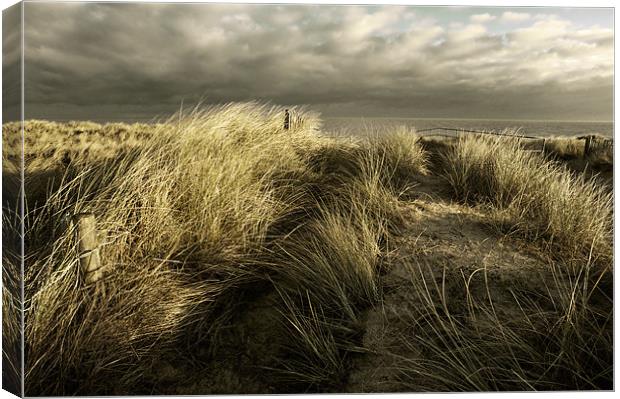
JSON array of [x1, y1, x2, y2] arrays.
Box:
[[1, 103, 613, 394]]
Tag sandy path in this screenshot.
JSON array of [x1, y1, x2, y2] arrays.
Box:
[[346, 172, 552, 392]]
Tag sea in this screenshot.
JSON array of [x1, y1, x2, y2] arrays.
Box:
[[62, 114, 613, 139], [321, 118, 613, 138]]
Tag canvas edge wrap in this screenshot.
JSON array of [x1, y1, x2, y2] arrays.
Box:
[[2, 1, 24, 397]]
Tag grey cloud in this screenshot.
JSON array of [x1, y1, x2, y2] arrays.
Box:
[[20, 3, 614, 121], [3, 3, 22, 121]]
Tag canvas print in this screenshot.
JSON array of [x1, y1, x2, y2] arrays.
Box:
[[1, 1, 614, 396]]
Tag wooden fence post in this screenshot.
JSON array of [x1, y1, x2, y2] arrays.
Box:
[[74, 213, 103, 284], [284, 109, 290, 130]]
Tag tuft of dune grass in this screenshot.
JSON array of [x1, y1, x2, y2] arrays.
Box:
[[2, 251, 21, 396], [442, 134, 612, 264], [544, 136, 586, 159], [25, 259, 208, 395], [271, 206, 383, 324], [268, 205, 385, 391], [363, 127, 428, 194], [384, 258, 612, 391], [20, 103, 324, 395], [307, 127, 427, 196], [17, 102, 429, 394], [273, 289, 357, 392], [263, 140, 422, 389], [542, 135, 613, 184], [366, 132, 613, 392], [2, 136, 23, 396], [544, 134, 612, 165]]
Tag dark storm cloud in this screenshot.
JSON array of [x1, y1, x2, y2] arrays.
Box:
[[3, 3, 21, 121], [22, 2, 613, 121]]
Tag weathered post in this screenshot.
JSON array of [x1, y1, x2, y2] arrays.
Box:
[[284, 109, 290, 130], [541, 138, 546, 153], [74, 213, 103, 284]]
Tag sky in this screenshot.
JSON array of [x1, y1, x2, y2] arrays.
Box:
[[3, 1, 615, 121]]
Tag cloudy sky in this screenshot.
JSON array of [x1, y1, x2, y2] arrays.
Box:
[[6, 1, 615, 121]]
